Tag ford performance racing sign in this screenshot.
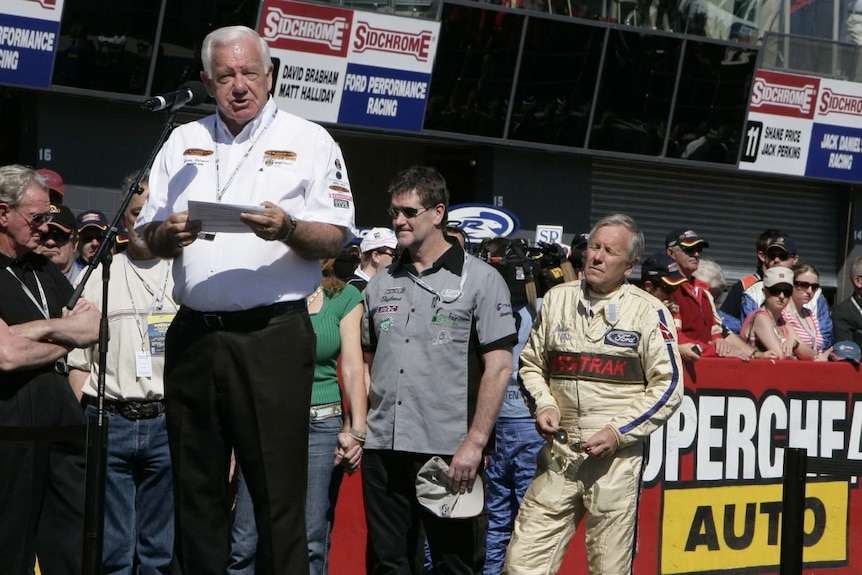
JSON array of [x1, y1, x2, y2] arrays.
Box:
[[259, 0, 440, 132]]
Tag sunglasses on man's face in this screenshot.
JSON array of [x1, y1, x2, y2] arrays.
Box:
[[766, 250, 790, 261], [42, 228, 72, 245], [13, 208, 55, 227], [387, 206, 430, 219], [767, 285, 792, 297], [679, 245, 703, 256]]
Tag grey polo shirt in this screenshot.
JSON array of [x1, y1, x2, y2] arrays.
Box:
[[362, 241, 517, 455]]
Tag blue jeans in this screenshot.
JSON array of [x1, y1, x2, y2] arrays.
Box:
[[229, 414, 344, 575], [483, 417, 544, 575], [85, 404, 174, 575]]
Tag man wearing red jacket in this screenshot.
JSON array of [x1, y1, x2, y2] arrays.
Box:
[[664, 229, 755, 362]]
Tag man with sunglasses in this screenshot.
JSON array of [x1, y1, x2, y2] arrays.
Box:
[[362, 166, 517, 574], [665, 229, 755, 361], [347, 226, 398, 292], [36, 205, 79, 284], [719, 228, 784, 335], [0, 164, 100, 574], [739, 236, 833, 349]]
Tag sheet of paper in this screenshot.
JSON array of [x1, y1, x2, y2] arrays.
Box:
[[188, 200, 265, 233]]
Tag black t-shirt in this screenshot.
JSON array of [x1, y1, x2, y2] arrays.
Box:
[[0, 250, 75, 399]]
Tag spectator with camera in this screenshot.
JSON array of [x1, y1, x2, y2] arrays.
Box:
[[474, 237, 544, 575]]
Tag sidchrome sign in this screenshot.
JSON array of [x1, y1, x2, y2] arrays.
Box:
[[740, 69, 862, 182], [259, 0, 440, 132]]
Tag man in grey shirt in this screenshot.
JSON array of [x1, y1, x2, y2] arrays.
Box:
[[362, 166, 516, 574]]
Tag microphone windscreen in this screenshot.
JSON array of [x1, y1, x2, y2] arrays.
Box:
[[180, 81, 209, 106]]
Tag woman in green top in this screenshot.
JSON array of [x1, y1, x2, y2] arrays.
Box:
[[229, 259, 368, 575]]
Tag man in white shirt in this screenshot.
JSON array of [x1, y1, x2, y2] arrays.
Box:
[[136, 25, 354, 575]]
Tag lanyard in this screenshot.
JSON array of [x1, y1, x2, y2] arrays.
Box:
[[5, 266, 49, 319], [214, 108, 278, 202], [406, 253, 468, 304], [122, 258, 172, 351]]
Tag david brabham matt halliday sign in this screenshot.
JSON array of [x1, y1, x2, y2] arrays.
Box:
[[258, 0, 440, 132], [740, 69, 862, 183], [0, 0, 64, 89]]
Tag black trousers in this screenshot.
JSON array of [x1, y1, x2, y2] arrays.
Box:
[[362, 450, 488, 575], [0, 373, 86, 575], [165, 306, 315, 575]]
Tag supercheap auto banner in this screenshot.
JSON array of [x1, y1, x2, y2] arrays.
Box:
[[328, 359, 862, 574], [620, 359, 862, 575], [0, 0, 64, 89], [258, 0, 440, 132], [739, 69, 862, 183]]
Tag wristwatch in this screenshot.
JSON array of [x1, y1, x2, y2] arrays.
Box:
[[280, 214, 298, 243]]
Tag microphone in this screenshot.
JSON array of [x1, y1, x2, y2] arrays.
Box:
[[143, 81, 209, 112]]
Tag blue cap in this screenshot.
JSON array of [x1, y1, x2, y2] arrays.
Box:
[[831, 341, 860, 364]]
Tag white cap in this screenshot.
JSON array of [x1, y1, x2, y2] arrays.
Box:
[[360, 227, 397, 253], [415, 456, 484, 519], [763, 267, 793, 288]]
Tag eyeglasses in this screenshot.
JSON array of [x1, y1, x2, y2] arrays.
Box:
[[377, 249, 398, 259], [79, 231, 104, 244], [767, 286, 793, 297], [794, 280, 820, 291], [679, 245, 703, 256], [13, 208, 55, 227], [42, 227, 72, 245], [766, 250, 790, 261], [387, 206, 430, 219]]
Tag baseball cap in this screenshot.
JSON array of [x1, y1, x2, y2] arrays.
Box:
[[765, 236, 798, 255], [36, 169, 65, 197], [116, 220, 129, 246], [666, 228, 710, 249], [763, 266, 793, 288], [641, 252, 686, 286], [360, 227, 397, 253], [831, 341, 861, 365], [415, 456, 484, 519], [573, 232, 590, 249], [76, 210, 109, 232], [47, 205, 75, 233]]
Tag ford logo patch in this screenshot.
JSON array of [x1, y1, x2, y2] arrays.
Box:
[[605, 330, 640, 348], [448, 203, 520, 245]]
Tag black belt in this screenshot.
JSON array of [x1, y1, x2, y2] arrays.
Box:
[[180, 301, 305, 330], [83, 396, 165, 420]]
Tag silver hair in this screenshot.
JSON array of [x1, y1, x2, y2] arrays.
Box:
[[588, 213, 644, 263], [693, 259, 727, 292], [201, 26, 272, 78], [0, 164, 47, 207], [852, 256, 862, 279]]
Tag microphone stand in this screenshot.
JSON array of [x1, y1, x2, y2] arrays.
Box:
[[69, 107, 182, 575]]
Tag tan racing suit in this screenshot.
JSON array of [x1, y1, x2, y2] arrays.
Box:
[[503, 281, 683, 575]]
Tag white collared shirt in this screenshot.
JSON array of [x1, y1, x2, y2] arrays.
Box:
[[136, 98, 356, 311]]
